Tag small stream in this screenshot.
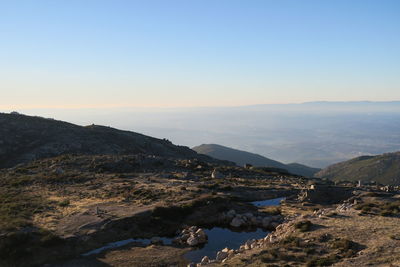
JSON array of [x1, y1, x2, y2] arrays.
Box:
[[251, 197, 285, 207], [82, 197, 284, 262]]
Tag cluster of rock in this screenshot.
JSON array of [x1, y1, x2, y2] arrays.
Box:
[[220, 209, 282, 229], [173, 226, 207, 246], [189, 247, 236, 266], [189, 197, 361, 267], [188, 219, 298, 267], [336, 202, 354, 212]]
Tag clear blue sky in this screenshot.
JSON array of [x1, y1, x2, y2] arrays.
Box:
[[1, 0, 399, 108]]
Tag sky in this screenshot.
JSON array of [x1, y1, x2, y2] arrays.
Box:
[[1, 0, 400, 109]]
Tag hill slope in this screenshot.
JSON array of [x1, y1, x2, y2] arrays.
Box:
[[192, 144, 320, 177], [0, 113, 217, 169], [315, 152, 400, 185]]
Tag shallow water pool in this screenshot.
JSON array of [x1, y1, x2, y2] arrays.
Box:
[[184, 227, 267, 262], [251, 197, 285, 207]]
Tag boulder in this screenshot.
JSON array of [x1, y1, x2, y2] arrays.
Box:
[[269, 235, 278, 243], [187, 235, 199, 246], [244, 239, 256, 250], [230, 217, 244, 228], [196, 228, 207, 243], [211, 169, 224, 179], [181, 233, 190, 241], [216, 251, 228, 261], [201, 256, 210, 264]]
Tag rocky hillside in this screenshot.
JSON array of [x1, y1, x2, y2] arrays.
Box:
[[192, 144, 320, 177], [0, 113, 218, 169], [315, 151, 400, 185]]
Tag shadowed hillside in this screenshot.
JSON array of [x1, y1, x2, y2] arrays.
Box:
[[315, 151, 400, 185], [0, 113, 220, 169], [193, 144, 320, 177]]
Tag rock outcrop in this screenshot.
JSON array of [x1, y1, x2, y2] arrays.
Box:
[[174, 226, 208, 247], [222, 209, 282, 229]]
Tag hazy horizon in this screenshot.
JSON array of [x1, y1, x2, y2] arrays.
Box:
[[2, 1, 400, 108]]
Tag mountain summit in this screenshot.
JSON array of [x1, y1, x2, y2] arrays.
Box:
[[0, 113, 215, 169], [315, 151, 400, 185]]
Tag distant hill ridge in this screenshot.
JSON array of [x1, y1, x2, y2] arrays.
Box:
[[315, 151, 400, 185], [192, 144, 320, 177], [0, 113, 219, 169]]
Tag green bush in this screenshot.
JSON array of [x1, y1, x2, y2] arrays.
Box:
[[58, 199, 70, 207]]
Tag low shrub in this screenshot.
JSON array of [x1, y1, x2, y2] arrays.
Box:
[[306, 255, 337, 266], [294, 220, 313, 232]]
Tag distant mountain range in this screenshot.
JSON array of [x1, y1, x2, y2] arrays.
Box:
[[9, 101, 400, 168], [192, 144, 320, 177], [0, 113, 221, 169], [315, 151, 400, 185]]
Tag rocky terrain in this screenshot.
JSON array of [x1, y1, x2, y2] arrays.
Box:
[[1, 114, 400, 267], [315, 151, 400, 185], [193, 144, 320, 177], [0, 152, 300, 266]]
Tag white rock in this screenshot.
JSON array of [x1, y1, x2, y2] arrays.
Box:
[[201, 256, 210, 264], [244, 239, 255, 250], [228, 249, 235, 257], [211, 169, 224, 179], [230, 217, 244, 227]]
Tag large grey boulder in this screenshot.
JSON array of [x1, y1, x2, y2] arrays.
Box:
[[230, 216, 244, 227]]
